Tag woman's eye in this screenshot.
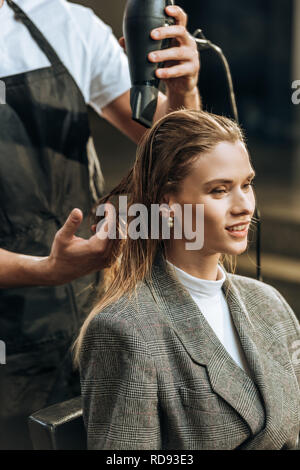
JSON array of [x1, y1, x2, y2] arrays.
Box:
[[212, 182, 255, 194], [244, 181, 255, 189], [212, 188, 227, 194]]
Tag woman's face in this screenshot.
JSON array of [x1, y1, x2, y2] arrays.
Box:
[[170, 140, 256, 256]]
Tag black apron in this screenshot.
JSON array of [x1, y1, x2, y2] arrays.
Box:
[[0, 1, 102, 449]]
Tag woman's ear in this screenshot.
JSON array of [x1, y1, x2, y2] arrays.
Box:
[[161, 193, 177, 207], [160, 195, 171, 217], [160, 200, 176, 226], [161, 193, 179, 216]]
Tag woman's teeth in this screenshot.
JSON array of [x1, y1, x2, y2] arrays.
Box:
[[227, 225, 247, 231]]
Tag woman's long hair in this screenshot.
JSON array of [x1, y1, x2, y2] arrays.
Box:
[[73, 109, 248, 366]]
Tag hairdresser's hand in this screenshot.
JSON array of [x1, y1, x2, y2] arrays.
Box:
[[45, 206, 115, 285], [148, 6, 200, 95], [119, 5, 201, 113]]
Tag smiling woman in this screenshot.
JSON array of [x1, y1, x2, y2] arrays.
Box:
[[74, 109, 300, 450], [162, 139, 256, 277]]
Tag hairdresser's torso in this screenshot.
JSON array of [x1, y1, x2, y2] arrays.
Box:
[[0, 0, 130, 351], [0, 0, 130, 449], [0, 0, 130, 109]]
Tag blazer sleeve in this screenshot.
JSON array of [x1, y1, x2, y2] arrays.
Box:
[[271, 287, 300, 450], [79, 312, 161, 450], [272, 288, 300, 387]]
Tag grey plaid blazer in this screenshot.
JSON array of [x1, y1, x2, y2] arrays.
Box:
[[80, 251, 300, 450]]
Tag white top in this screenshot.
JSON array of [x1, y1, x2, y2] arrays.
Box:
[[167, 260, 253, 378], [0, 0, 131, 114]]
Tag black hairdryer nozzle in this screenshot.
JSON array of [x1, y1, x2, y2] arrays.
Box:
[[130, 85, 159, 128]]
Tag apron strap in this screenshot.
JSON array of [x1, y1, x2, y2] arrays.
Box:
[[7, 0, 63, 67]]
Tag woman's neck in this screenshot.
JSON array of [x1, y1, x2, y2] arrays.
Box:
[[164, 241, 221, 281]]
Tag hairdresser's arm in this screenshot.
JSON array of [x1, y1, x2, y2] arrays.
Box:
[[0, 207, 114, 288], [102, 5, 201, 144], [80, 314, 161, 450]]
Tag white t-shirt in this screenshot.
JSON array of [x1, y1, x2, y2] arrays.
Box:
[[0, 0, 131, 114], [166, 260, 253, 378]]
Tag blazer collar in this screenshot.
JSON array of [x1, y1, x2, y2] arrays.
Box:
[[146, 249, 297, 447]]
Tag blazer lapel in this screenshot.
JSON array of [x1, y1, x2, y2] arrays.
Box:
[[148, 250, 295, 446], [225, 278, 299, 449]]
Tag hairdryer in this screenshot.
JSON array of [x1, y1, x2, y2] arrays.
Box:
[[123, 0, 175, 128]]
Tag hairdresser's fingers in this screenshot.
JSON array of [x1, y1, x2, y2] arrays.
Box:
[[150, 25, 192, 46], [95, 203, 116, 242], [56, 208, 83, 242], [87, 204, 117, 268], [118, 36, 126, 53], [148, 45, 195, 64], [156, 61, 197, 80], [165, 5, 188, 27]]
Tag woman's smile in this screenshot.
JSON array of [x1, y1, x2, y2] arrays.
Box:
[[225, 224, 250, 238]]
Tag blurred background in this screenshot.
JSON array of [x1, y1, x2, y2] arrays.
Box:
[[72, 0, 300, 319]]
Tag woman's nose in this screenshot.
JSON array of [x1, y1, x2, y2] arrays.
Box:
[[230, 190, 255, 215]]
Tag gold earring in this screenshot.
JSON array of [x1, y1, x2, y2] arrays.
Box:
[[168, 216, 174, 228]]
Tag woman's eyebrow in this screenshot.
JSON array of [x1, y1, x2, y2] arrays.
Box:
[[203, 171, 256, 188]]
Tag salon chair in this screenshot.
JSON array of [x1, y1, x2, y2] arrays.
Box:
[[28, 396, 86, 450]]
